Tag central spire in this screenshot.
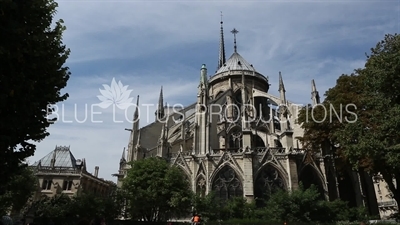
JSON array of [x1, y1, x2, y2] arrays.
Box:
[[231, 28, 239, 53], [218, 11, 226, 69]]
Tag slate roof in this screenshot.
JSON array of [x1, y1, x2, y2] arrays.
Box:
[[138, 122, 164, 150], [31, 146, 77, 168], [216, 52, 257, 74]]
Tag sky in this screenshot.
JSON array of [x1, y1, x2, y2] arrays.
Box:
[[29, 0, 399, 181]]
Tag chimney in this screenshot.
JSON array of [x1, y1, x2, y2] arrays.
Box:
[[94, 166, 99, 177]]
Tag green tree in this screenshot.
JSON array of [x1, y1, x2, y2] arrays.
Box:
[[0, 0, 70, 195], [261, 184, 320, 222], [298, 74, 364, 173], [338, 34, 400, 205], [298, 33, 400, 206], [192, 192, 230, 221], [69, 188, 126, 220], [31, 194, 73, 225], [0, 166, 38, 215], [122, 157, 193, 221], [252, 184, 365, 223], [297, 74, 362, 151]]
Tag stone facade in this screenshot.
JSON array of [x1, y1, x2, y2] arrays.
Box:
[[373, 173, 398, 219], [30, 146, 116, 200], [114, 23, 397, 219]]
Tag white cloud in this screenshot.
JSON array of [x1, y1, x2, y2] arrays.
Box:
[[30, 0, 399, 181], [31, 67, 199, 180]]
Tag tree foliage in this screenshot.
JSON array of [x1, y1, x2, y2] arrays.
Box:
[[0, 166, 38, 215], [298, 33, 400, 206], [260, 184, 365, 223], [28, 189, 124, 224], [195, 185, 366, 223], [0, 0, 70, 194], [68, 189, 125, 221], [122, 157, 193, 221], [31, 194, 73, 224]]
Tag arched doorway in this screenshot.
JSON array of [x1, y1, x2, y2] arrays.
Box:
[[298, 165, 325, 199], [211, 165, 243, 201], [254, 164, 286, 207]]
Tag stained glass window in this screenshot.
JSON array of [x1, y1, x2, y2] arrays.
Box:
[[212, 166, 243, 200], [254, 165, 285, 206]]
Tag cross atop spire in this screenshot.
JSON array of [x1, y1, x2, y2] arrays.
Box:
[[231, 28, 239, 53]]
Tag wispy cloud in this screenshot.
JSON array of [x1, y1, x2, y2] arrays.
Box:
[[30, 0, 399, 180]]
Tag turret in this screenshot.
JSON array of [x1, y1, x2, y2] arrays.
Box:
[[120, 147, 126, 164], [195, 64, 210, 155], [200, 64, 208, 92], [279, 72, 290, 128], [278, 71, 286, 104], [127, 96, 140, 162], [157, 123, 169, 158]]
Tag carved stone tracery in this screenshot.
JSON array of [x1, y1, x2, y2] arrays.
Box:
[[197, 176, 207, 197], [254, 165, 285, 203], [212, 166, 243, 200], [229, 130, 242, 148]]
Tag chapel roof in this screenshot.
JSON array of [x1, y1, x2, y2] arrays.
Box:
[[215, 52, 258, 74]]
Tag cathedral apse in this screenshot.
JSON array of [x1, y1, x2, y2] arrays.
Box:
[[113, 18, 383, 217]]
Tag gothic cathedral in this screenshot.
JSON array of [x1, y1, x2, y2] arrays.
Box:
[[114, 20, 387, 217]]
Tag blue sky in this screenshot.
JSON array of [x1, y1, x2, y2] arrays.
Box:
[[29, 0, 399, 181]]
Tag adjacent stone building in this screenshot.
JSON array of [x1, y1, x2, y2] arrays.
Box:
[[373, 173, 398, 219], [114, 21, 397, 219], [30, 146, 116, 200]]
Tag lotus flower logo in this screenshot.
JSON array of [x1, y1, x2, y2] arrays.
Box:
[[97, 78, 133, 110]]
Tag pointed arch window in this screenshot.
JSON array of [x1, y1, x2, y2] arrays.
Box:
[[254, 165, 285, 206], [228, 130, 242, 149], [298, 165, 325, 199], [252, 134, 265, 148], [212, 166, 243, 201], [234, 91, 242, 105], [254, 97, 270, 120], [196, 176, 207, 197]]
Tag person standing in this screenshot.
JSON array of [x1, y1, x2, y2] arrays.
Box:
[[191, 214, 201, 225]]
